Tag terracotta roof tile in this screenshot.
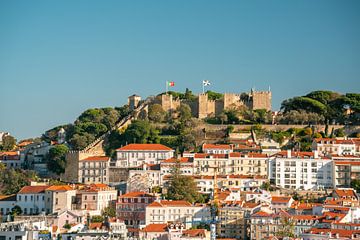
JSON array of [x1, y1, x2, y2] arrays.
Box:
[[117, 144, 173, 151], [119, 191, 155, 198], [203, 144, 231, 150], [80, 156, 109, 161], [147, 200, 192, 207], [18, 186, 49, 194], [46, 185, 74, 191], [142, 223, 167, 232]]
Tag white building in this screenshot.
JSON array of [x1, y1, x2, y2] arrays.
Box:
[[268, 150, 333, 190], [202, 144, 232, 154], [312, 138, 357, 156], [16, 186, 48, 215], [115, 144, 174, 168], [0, 195, 17, 217], [0, 151, 23, 169], [78, 156, 110, 184], [145, 200, 211, 229]]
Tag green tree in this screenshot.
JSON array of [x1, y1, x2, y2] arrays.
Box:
[[91, 215, 104, 223], [351, 179, 360, 192], [167, 160, 204, 203], [206, 91, 223, 100], [276, 217, 295, 238], [11, 205, 22, 216], [0, 166, 39, 195], [2, 135, 16, 151], [47, 144, 69, 175], [178, 104, 192, 122], [148, 104, 166, 123], [102, 206, 116, 218], [123, 120, 160, 144], [218, 112, 228, 125]]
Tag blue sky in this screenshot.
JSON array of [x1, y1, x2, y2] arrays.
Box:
[[0, 0, 359, 140]]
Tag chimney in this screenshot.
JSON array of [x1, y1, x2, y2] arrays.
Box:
[[287, 149, 292, 158], [314, 150, 319, 159]]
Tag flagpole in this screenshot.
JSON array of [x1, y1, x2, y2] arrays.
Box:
[[202, 80, 205, 94], [166, 81, 168, 94]]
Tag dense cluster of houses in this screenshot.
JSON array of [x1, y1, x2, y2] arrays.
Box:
[[1, 136, 360, 239]]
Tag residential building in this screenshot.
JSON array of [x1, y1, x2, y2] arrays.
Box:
[[268, 150, 333, 190], [78, 156, 110, 184], [312, 138, 357, 156], [193, 153, 268, 176], [202, 144, 233, 154], [271, 196, 294, 212], [45, 185, 77, 214], [0, 151, 22, 168], [145, 200, 211, 228], [161, 157, 194, 176], [0, 195, 16, 217], [116, 191, 157, 227], [75, 184, 117, 215], [115, 144, 174, 168], [16, 186, 48, 215], [333, 158, 360, 188]]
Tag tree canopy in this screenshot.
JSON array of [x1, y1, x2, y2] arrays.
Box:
[[1, 135, 16, 151], [47, 144, 69, 175]]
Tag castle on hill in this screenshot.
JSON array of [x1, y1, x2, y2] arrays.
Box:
[[129, 89, 271, 119]]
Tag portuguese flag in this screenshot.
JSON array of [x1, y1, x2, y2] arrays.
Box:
[[168, 81, 175, 87]]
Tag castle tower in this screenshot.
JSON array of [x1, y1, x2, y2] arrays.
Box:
[[197, 93, 215, 119], [251, 91, 272, 111], [128, 94, 141, 111]]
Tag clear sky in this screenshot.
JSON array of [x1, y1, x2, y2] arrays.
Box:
[[0, 0, 359, 140]]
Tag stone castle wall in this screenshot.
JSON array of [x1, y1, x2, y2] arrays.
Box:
[[157, 90, 271, 119], [251, 91, 272, 111]]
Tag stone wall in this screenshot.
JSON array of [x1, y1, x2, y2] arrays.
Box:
[[251, 91, 272, 111]]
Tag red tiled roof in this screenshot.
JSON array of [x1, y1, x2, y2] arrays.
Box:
[[306, 228, 360, 238], [119, 191, 155, 198], [89, 222, 103, 230], [334, 161, 360, 166], [183, 229, 206, 237], [292, 215, 320, 220], [162, 157, 192, 163], [18, 186, 49, 194], [142, 223, 167, 232], [334, 189, 357, 198], [80, 156, 109, 161], [147, 200, 192, 207], [203, 144, 231, 150], [117, 144, 172, 151], [46, 185, 74, 191], [272, 196, 292, 203], [252, 211, 271, 217], [194, 153, 227, 158]]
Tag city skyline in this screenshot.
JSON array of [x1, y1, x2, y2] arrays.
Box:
[[1, 0, 360, 139]]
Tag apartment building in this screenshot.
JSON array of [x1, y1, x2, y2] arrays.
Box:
[[45, 185, 76, 214], [0, 151, 22, 169], [312, 138, 357, 156], [116, 191, 157, 227], [115, 144, 174, 168], [202, 144, 233, 154], [332, 156, 360, 188], [193, 153, 268, 176], [78, 156, 110, 184], [145, 200, 211, 228], [249, 211, 289, 240], [160, 157, 194, 176], [268, 150, 333, 190], [75, 184, 117, 214], [16, 186, 48, 215]]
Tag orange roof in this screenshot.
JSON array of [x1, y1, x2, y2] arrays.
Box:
[[89, 222, 103, 230], [252, 211, 271, 217], [272, 196, 292, 203], [194, 153, 227, 158], [306, 228, 360, 238], [46, 185, 74, 191], [203, 144, 231, 150], [183, 229, 206, 237], [292, 215, 320, 220], [334, 189, 357, 198], [18, 186, 49, 194], [142, 223, 167, 232], [52, 225, 58, 232], [334, 161, 360, 166], [117, 144, 173, 151], [80, 156, 109, 161], [162, 157, 192, 163], [147, 200, 192, 207], [18, 141, 33, 147], [119, 191, 155, 198]]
